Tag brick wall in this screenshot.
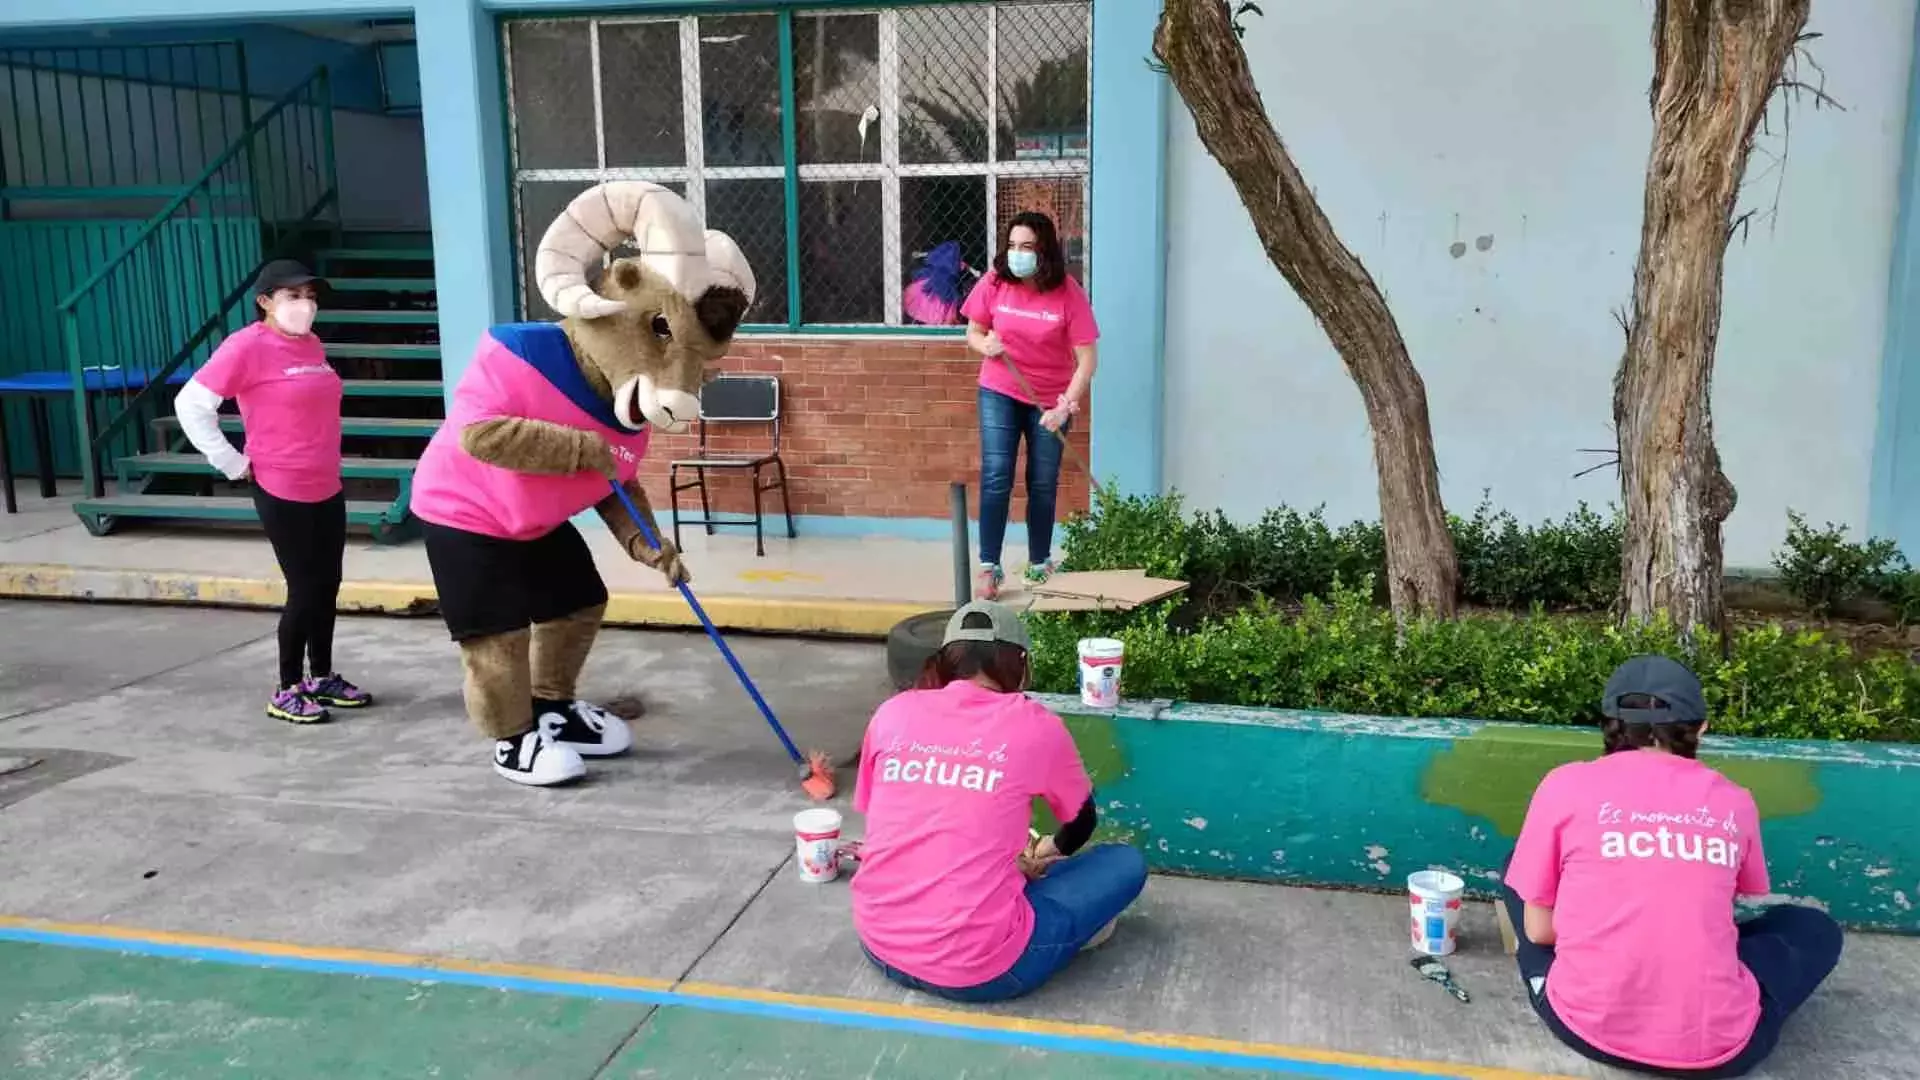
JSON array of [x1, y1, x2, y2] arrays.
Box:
[[632, 336, 1092, 524]]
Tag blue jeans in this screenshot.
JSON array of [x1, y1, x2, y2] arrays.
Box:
[[1500, 883, 1843, 1077], [978, 386, 1068, 568], [865, 843, 1148, 1003]]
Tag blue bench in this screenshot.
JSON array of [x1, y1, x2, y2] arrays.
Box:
[[0, 367, 190, 514]]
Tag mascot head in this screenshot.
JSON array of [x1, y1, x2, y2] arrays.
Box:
[[535, 181, 754, 434]]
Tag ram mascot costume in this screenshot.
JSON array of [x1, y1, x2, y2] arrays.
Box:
[[410, 181, 753, 787]]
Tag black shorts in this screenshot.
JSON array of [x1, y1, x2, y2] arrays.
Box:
[[422, 520, 609, 642]]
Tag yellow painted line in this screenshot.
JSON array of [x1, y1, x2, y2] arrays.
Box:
[[0, 915, 1570, 1080], [0, 562, 934, 638], [736, 568, 826, 584]]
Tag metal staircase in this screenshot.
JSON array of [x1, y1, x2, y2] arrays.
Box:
[[76, 232, 442, 543]]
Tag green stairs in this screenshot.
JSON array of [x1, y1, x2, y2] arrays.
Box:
[[74, 231, 442, 544]]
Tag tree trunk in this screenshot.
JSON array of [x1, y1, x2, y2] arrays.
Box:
[[1616, 0, 1809, 641], [1153, 0, 1459, 620]]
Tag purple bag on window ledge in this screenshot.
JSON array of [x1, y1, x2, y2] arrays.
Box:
[[903, 240, 973, 326]]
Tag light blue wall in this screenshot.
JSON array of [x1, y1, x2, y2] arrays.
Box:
[[1086, 0, 1167, 499], [1873, 4, 1920, 556], [414, 0, 512, 379]]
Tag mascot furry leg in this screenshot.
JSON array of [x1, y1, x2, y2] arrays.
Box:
[[409, 181, 753, 786]]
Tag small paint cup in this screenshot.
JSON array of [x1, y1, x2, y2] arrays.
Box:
[[1078, 637, 1125, 709], [794, 808, 843, 884], [1408, 869, 1466, 956]]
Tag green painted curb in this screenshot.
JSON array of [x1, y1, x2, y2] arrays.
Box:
[[1030, 694, 1920, 933]]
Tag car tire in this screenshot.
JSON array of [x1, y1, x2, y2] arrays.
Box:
[[885, 609, 952, 691]]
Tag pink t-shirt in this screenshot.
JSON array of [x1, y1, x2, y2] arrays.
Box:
[[851, 681, 1093, 988], [410, 323, 650, 541], [961, 271, 1098, 407], [1506, 751, 1770, 1071], [193, 321, 343, 503]]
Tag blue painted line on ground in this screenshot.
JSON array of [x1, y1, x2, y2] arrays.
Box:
[[0, 924, 1474, 1079]]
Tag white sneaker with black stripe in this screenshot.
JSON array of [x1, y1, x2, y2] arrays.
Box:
[[493, 730, 586, 787], [535, 699, 633, 758]]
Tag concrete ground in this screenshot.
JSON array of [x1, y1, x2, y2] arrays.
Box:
[[2, 600, 1917, 1078]]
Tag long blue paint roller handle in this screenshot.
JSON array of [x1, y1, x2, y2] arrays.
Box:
[[607, 480, 806, 767]]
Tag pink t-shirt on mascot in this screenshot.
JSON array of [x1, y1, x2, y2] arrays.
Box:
[[961, 270, 1098, 406], [411, 323, 650, 540], [851, 680, 1092, 988], [193, 320, 344, 503], [1505, 751, 1771, 1071]]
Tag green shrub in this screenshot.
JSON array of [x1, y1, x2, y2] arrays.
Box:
[[1450, 497, 1621, 611], [1061, 487, 1619, 613], [1057, 488, 1191, 581], [1028, 578, 1918, 743], [1773, 511, 1914, 619]]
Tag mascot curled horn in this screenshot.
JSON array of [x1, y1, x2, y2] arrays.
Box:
[[409, 181, 753, 787]]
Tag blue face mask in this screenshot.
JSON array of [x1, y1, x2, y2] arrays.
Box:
[[1006, 249, 1038, 279]]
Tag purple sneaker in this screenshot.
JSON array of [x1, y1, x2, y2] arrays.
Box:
[[267, 685, 331, 725], [305, 673, 372, 710]]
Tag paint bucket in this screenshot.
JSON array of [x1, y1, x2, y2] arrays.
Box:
[[1078, 637, 1125, 709], [1408, 870, 1466, 956], [794, 808, 843, 884]]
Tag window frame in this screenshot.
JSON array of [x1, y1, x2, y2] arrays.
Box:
[[502, 3, 1091, 334]]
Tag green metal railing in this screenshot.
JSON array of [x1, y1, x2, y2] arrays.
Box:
[[0, 41, 251, 206], [57, 66, 340, 498]]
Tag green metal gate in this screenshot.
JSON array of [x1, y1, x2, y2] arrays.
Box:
[[0, 41, 257, 477]]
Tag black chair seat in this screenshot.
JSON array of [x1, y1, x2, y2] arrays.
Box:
[[670, 452, 778, 469], [668, 374, 795, 556]]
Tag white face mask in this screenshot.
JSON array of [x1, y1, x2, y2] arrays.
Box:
[[272, 298, 317, 336]]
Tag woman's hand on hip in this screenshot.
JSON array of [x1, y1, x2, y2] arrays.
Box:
[[979, 331, 1006, 357]]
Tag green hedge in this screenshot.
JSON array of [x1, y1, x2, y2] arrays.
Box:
[[1029, 581, 1920, 742], [1060, 489, 1621, 615], [1034, 491, 1920, 742]]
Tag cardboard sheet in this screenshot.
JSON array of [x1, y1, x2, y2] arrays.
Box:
[[1018, 569, 1189, 612], [1033, 570, 1188, 606]]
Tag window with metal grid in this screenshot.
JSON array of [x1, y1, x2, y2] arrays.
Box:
[[502, 1, 1091, 332]]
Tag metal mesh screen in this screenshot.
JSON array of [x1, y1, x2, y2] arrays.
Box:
[[503, 1, 1090, 329]]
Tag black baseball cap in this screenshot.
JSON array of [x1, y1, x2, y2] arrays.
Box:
[[253, 258, 324, 296], [1602, 654, 1708, 727]]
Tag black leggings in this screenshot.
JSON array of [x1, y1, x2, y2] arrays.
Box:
[[1500, 883, 1843, 1077], [254, 486, 346, 688]]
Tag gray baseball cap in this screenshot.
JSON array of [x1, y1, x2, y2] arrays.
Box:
[[943, 600, 1031, 653], [1602, 654, 1707, 726]]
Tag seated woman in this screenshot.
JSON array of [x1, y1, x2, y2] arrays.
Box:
[[1500, 654, 1844, 1078], [851, 600, 1149, 1002]]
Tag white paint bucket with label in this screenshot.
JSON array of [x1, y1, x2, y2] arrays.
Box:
[[794, 808, 843, 883], [1078, 637, 1125, 709], [1408, 869, 1466, 956]]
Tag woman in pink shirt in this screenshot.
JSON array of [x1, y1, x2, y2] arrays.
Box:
[[1502, 655, 1842, 1077], [961, 212, 1098, 601], [851, 601, 1147, 1001], [174, 259, 371, 725]]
